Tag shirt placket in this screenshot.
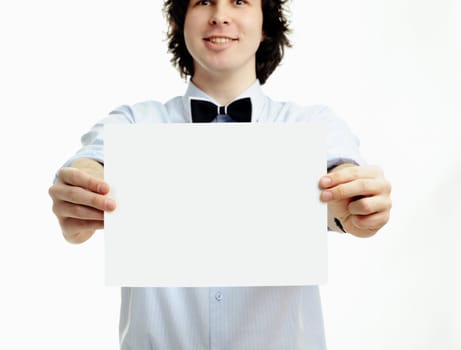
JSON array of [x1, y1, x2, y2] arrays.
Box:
[[208, 114, 232, 350], [209, 287, 227, 349]]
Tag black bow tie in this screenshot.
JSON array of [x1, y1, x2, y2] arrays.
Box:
[[190, 97, 252, 123]]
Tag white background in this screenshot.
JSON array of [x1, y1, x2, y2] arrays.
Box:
[[1, 0, 460, 349]]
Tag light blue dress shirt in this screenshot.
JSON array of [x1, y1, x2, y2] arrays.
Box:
[[65, 80, 363, 350]]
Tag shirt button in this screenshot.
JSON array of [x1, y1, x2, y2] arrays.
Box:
[[215, 291, 223, 302]]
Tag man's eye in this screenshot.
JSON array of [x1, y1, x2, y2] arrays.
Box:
[[196, 0, 211, 5], [235, 0, 246, 4]]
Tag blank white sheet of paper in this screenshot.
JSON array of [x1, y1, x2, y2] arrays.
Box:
[[104, 123, 327, 287]]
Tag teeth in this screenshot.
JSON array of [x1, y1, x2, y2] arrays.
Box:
[[209, 37, 232, 44]]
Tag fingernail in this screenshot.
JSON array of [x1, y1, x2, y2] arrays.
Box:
[[98, 182, 109, 194], [320, 176, 332, 187], [322, 191, 333, 202], [104, 198, 116, 211]]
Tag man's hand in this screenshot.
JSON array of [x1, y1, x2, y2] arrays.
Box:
[[48, 158, 116, 244], [319, 164, 392, 237]]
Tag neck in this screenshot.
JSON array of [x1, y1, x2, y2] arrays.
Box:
[[191, 71, 257, 105]]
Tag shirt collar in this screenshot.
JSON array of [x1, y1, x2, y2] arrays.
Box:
[[182, 80, 266, 123]]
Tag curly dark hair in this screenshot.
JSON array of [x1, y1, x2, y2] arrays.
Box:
[[163, 0, 291, 84]]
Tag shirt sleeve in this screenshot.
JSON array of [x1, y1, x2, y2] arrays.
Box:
[[304, 105, 366, 169], [59, 105, 136, 169], [53, 100, 171, 183]]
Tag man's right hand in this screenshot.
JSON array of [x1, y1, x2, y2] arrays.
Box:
[[48, 158, 116, 244]]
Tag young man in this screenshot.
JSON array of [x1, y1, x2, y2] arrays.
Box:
[[49, 0, 392, 348]]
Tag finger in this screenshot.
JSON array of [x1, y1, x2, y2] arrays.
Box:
[[351, 211, 390, 231], [58, 167, 109, 194], [319, 165, 383, 189], [60, 217, 104, 235], [348, 195, 392, 215], [53, 201, 105, 221], [321, 177, 390, 202], [51, 182, 116, 211]]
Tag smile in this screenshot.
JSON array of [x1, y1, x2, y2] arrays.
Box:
[[205, 37, 237, 44]]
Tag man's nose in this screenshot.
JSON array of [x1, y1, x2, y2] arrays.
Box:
[[209, 4, 231, 25]]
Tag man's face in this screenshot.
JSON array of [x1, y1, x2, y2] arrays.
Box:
[[184, 0, 264, 81]]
